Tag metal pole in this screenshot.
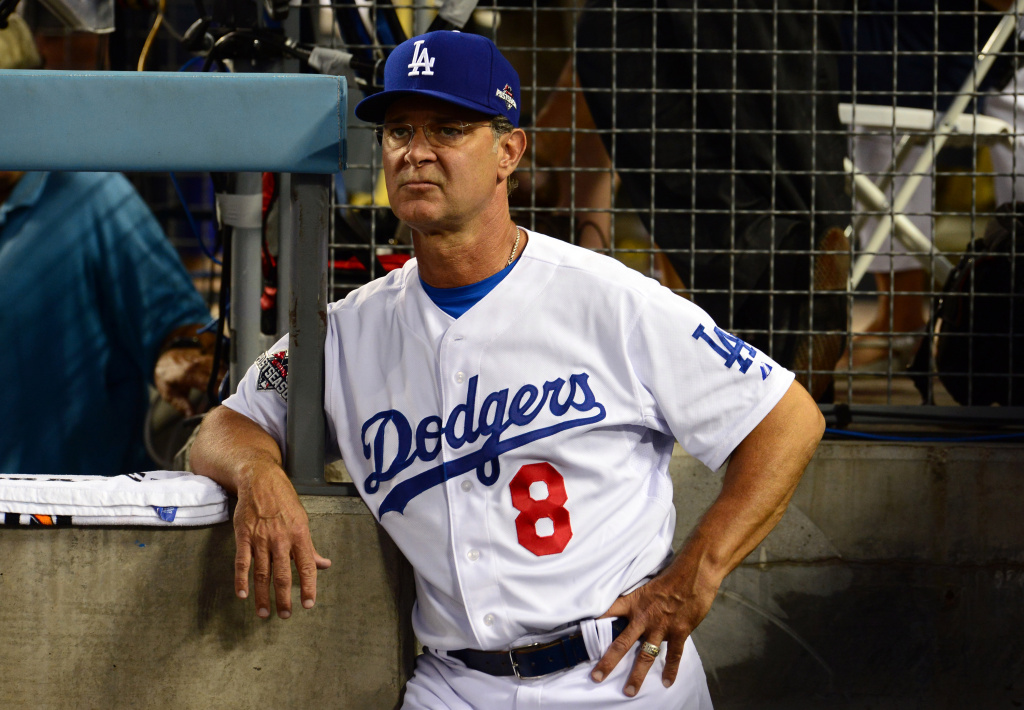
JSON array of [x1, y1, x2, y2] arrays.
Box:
[[274, 9, 299, 342], [276, 172, 293, 340], [229, 172, 265, 391], [286, 173, 352, 495]]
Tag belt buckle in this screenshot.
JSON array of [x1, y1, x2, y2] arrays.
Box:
[[508, 641, 542, 680]]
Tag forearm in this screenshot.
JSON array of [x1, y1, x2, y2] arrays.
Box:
[[666, 381, 824, 592], [590, 382, 824, 692], [189, 405, 287, 495]]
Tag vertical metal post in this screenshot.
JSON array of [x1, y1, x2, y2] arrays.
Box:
[[273, 9, 299, 342], [276, 172, 293, 340], [286, 173, 338, 494], [229, 172, 265, 391]]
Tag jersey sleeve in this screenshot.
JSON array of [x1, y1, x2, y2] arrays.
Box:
[[222, 334, 291, 459], [627, 286, 795, 472]]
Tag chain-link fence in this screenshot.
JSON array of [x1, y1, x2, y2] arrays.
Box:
[[321, 0, 1024, 420], [19, 0, 1022, 420]]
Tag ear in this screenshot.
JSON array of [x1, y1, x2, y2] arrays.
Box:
[[496, 128, 528, 181]]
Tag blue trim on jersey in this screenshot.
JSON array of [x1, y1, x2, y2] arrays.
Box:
[[362, 372, 608, 517], [420, 258, 517, 318]]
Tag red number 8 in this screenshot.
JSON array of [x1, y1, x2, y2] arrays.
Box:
[[509, 463, 573, 556]]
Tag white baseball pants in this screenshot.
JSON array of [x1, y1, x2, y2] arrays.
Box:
[[402, 617, 714, 709]]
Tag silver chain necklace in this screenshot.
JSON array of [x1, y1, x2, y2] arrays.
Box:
[[507, 225, 521, 267]]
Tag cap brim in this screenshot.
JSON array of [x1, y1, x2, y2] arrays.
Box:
[[354, 88, 502, 124]]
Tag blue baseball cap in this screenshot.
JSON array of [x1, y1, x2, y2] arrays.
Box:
[[354, 31, 521, 127]]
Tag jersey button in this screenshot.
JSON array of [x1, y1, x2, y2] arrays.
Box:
[[467, 549, 480, 562], [461, 480, 472, 492], [483, 614, 495, 627], [454, 371, 465, 384]]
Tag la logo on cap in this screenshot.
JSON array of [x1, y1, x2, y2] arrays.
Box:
[[407, 39, 435, 77]]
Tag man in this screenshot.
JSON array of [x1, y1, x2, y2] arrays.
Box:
[[0, 15, 216, 475], [191, 30, 824, 707]]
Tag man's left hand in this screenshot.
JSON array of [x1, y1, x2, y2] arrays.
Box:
[[589, 380, 825, 698], [591, 561, 718, 697]]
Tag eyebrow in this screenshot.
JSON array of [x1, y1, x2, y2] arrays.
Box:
[[384, 112, 484, 124]]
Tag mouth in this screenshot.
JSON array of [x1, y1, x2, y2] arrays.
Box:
[[399, 180, 439, 190]]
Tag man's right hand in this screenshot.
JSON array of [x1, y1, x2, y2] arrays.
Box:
[[188, 405, 332, 619], [234, 463, 332, 618]]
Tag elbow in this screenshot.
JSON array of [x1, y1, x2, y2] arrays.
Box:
[[188, 405, 232, 476], [786, 381, 826, 467], [801, 390, 826, 458], [793, 380, 825, 444], [811, 402, 826, 444]]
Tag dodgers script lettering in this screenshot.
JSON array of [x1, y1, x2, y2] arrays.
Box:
[[361, 372, 606, 516]]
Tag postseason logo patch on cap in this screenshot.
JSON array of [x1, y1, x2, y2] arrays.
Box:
[[496, 84, 517, 112]]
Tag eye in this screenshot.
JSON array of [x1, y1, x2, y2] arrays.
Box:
[[387, 124, 412, 140], [435, 123, 464, 139]]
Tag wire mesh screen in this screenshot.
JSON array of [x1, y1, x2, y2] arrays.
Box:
[[320, 0, 1024, 413]]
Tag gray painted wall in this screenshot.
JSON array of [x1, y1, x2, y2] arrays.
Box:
[[1, 441, 1021, 708]]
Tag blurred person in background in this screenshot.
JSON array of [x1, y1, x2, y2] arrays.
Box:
[[0, 13, 216, 475]]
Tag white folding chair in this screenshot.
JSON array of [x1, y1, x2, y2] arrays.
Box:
[[840, 0, 1024, 290]]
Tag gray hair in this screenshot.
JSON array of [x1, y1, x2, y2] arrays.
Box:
[[490, 116, 519, 196]]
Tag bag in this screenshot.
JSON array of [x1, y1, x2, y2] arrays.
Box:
[[929, 203, 1024, 405]]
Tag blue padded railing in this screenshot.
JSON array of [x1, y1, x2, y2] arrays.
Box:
[[0, 69, 346, 492], [0, 70, 346, 173]]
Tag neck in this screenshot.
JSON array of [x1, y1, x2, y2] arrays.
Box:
[[414, 213, 526, 289]]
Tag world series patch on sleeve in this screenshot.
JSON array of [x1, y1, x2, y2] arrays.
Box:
[[0, 471, 228, 526], [256, 349, 289, 400]]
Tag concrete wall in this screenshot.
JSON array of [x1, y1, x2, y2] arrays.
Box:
[[0, 496, 416, 709], [1, 441, 1022, 709], [684, 442, 1024, 709]]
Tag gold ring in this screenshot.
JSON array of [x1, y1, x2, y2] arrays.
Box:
[[640, 641, 660, 658]]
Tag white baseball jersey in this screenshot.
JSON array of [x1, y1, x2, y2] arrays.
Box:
[[225, 230, 793, 654]]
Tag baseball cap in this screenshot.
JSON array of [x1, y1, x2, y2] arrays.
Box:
[[0, 14, 42, 70], [354, 31, 521, 127]]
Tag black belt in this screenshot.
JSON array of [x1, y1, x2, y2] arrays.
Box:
[[446, 617, 629, 679]]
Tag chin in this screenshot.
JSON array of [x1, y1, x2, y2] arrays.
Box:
[[393, 202, 443, 229]]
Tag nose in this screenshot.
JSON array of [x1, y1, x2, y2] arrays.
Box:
[[404, 126, 436, 165]]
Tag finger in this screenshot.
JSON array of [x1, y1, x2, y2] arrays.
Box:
[[293, 545, 324, 610], [234, 536, 252, 600], [252, 544, 272, 619], [591, 619, 642, 684], [660, 636, 686, 688], [597, 596, 632, 619], [272, 543, 295, 619], [623, 636, 663, 698], [315, 552, 332, 570]]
